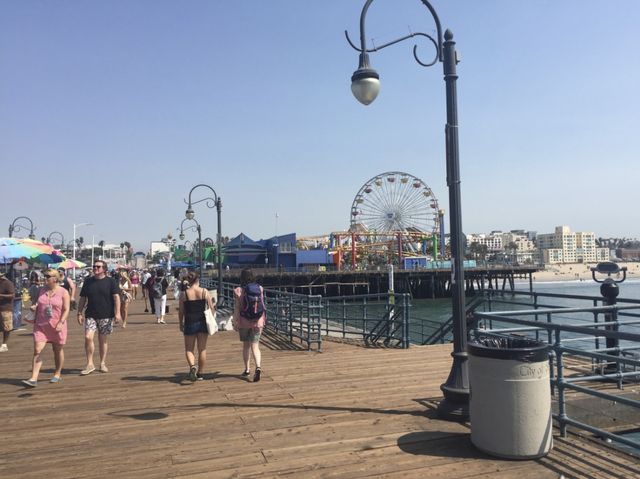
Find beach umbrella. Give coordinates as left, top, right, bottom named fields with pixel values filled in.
left=50, top=258, right=87, bottom=270
left=33, top=250, right=67, bottom=265
left=0, top=237, right=56, bottom=264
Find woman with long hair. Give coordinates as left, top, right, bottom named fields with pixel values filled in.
left=178, top=272, right=215, bottom=381
left=22, top=268, right=70, bottom=387
left=233, top=268, right=266, bottom=382
left=119, top=271, right=132, bottom=328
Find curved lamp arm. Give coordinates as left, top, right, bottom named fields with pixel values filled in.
left=184, top=184, right=221, bottom=218
left=345, top=0, right=448, bottom=105
left=9, top=216, right=36, bottom=239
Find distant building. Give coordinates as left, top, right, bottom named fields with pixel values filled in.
left=538, top=226, right=609, bottom=264
left=617, top=248, right=640, bottom=261
left=466, top=232, right=503, bottom=252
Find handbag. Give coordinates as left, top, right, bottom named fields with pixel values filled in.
left=205, top=308, right=217, bottom=335
left=204, top=289, right=218, bottom=335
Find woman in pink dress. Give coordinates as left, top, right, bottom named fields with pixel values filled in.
left=22, top=269, right=70, bottom=387
left=130, top=270, right=140, bottom=300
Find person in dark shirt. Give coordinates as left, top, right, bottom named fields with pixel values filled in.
left=77, top=260, right=121, bottom=375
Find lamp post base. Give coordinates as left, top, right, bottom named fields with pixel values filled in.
left=437, top=350, right=470, bottom=421
left=437, top=385, right=469, bottom=421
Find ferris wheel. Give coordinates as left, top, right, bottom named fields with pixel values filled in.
left=350, top=171, right=440, bottom=235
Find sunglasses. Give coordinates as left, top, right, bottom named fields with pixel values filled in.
left=44, top=275, right=55, bottom=279
left=92, top=265, right=103, bottom=269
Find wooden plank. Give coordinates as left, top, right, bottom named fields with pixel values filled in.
left=0, top=298, right=638, bottom=478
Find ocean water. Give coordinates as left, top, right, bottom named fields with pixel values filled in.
left=409, top=279, right=640, bottom=344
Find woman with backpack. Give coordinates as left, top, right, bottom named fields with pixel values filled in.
left=233, top=268, right=266, bottom=382
left=178, top=271, right=215, bottom=381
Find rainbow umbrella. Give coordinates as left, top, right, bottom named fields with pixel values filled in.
left=0, top=237, right=56, bottom=264
left=50, top=258, right=87, bottom=270
left=33, top=250, right=67, bottom=264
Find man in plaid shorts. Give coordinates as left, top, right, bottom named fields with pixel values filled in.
left=77, top=260, right=121, bottom=375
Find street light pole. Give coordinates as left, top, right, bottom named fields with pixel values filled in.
left=73, top=222, right=93, bottom=279
left=179, top=218, right=202, bottom=273
left=8, top=216, right=36, bottom=240
left=347, top=0, right=468, bottom=420
left=185, top=184, right=223, bottom=306
left=45, top=231, right=65, bottom=249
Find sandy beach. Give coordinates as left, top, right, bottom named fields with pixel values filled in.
left=532, top=262, right=640, bottom=282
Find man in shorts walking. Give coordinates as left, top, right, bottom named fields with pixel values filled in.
left=0, top=271, right=16, bottom=352
left=77, top=260, right=121, bottom=375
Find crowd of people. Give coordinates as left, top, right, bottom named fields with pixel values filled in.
left=0, top=263, right=266, bottom=387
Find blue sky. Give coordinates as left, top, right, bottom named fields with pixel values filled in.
left=2, top=1, right=639, bottom=251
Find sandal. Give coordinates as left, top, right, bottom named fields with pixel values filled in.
left=241, top=369, right=250, bottom=377
left=188, top=366, right=197, bottom=382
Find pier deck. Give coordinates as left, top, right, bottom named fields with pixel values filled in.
left=1, top=298, right=637, bottom=478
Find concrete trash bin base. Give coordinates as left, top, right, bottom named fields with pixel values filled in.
left=469, top=336, right=552, bottom=459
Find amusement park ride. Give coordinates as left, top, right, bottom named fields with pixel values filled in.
left=328, top=171, right=447, bottom=269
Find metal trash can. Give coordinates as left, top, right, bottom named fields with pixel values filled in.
left=468, top=336, right=552, bottom=459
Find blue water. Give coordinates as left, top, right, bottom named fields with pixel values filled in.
left=409, top=279, right=640, bottom=344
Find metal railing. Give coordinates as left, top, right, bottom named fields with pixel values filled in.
left=201, top=278, right=409, bottom=350
left=471, top=304, right=640, bottom=453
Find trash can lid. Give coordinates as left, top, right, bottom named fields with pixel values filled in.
left=468, top=336, right=549, bottom=362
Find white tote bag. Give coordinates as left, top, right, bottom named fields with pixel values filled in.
left=204, top=290, right=218, bottom=335
left=205, top=308, right=218, bottom=335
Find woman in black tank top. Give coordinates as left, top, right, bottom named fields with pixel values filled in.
left=178, top=272, right=215, bottom=381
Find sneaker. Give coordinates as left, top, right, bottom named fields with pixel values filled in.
left=195, top=374, right=204, bottom=381
left=159, top=319, right=166, bottom=324
left=22, top=379, right=37, bottom=388
left=80, top=366, right=96, bottom=376
left=241, top=369, right=250, bottom=377
left=188, top=366, right=197, bottom=382
left=50, top=376, right=62, bottom=383
left=0, top=344, right=8, bottom=352
left=253, top=368, right=261, bottom=383
left=99, top=364, right=109, bottom=373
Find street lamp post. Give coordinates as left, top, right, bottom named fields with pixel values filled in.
left=347, top=0, right=468, bottom=420
left=73, top=222, right=93, bottom=279
left=45, top=231, right=65, bottom=249
left=8, top=216, right=36, bottom=239
left=179, top=218, right=202, bottom=273
left=185, top=184, right=223, bottom=306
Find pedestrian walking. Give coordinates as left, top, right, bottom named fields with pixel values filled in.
left=233, top=268, right=266, bottom=382
left=141, top=269, right=152, bottom=313
left=21, top=269, right=70, bottom=387
left=130, top=270, right=140, bottom=300
left=0, top=271, right=16, bottom=352
left=178, top=272, right=215, bottom=381
left=58, top=267, right=77, bottom=310
left=145, top=270, right=156, bottom=315
left=119, top=271, right=132, bottom=328
left=77, top=260, right=121, bottom=375
left=150, top=269, right=169, bottom=324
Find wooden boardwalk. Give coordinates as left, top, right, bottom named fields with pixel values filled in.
left=1, top=297, right=638, bottom=478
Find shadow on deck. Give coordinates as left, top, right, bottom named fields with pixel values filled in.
left=0, top=297, right=637, bottom=478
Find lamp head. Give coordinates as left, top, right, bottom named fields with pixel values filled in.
left=351, top=53, right=380, bottom=105
left=29, top=233, right=36, bottom=240
left=185, top=207, right=195, bottom=220
left=179, top=232, right=185, bottom=240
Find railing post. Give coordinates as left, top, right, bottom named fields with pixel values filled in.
left=554, top=328, right=568, bottom=438
left=403, top=293, right=410, bottom=348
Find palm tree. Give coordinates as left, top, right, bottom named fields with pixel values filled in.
left=507, top=242, right=518, bottom=264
